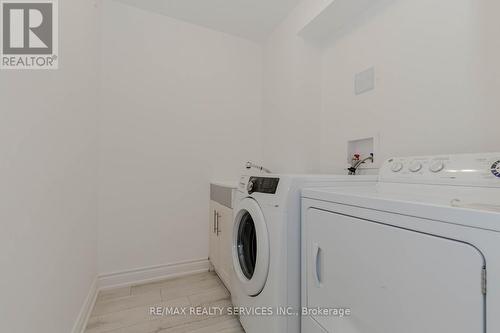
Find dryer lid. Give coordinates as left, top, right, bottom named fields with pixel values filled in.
left=302, top=184, right=500, bottom=232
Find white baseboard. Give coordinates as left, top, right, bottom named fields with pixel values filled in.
left=71, top=277, right=99, bottom=333
left=98, top=258, right=210, bottom=290
left=72, top=259, right=209, bottom=332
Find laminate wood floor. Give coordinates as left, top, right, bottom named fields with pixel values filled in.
left=85, top=271, right=244, bottom=333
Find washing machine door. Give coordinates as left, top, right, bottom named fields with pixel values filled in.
left=232, top=197, right=270, bottom=296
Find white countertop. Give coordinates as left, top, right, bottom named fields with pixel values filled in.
left=210, top=180, right=238, bottom=189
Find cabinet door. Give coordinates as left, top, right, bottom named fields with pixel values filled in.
left=304, top=208, right=485, bottom=333
left=209, top=200, right=219, bottom=271
left=217, top=204, right=234, bottom=291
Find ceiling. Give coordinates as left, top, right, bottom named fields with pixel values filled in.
left=114, top=0, right=301, bottom=42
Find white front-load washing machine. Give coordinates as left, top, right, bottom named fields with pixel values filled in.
left=230, top=174, right=376, bottom=333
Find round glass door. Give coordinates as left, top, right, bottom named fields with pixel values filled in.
left=237, top=212, right=257, bottom=279
left=232, top=198, right=269, bottom=296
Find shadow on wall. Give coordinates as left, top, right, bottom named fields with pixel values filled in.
left=299, top=0, right=398, bottom=47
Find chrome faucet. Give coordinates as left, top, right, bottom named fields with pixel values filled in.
left=245, top=161, right=272, bottom=174
left=348, top=153, right=374, bottom=175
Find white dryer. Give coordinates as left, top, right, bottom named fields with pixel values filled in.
left=301, top=153, right=500, bottom=333
left=231, top=174, right=376, bottom=333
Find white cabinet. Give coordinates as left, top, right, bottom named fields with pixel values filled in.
left=209, top=183, right=236, bottom=291
left=209, top=200, right=220, bottom=271
left=209, top=201, right=233, bottom=289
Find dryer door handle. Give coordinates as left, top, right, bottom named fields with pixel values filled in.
left=313, top=243, right=323, bottom=287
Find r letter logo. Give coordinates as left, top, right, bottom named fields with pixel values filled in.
left=1, top=0, right=58, bottom=69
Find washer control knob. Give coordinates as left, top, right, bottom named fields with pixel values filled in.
left=391, top=162, right=404, bottom=173
left=247, top=181, right=255, bottom=194
left=430, top=160, right=445, bottom=173
left=409, top=161, right=423, bottom=173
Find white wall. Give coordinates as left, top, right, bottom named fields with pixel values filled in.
left=481, top=0, right=500, bottom=135
left=262, top=0, right=500, bottom=174
left=262, top=0, right=329, bottom=174
left=98, top=1, right=263, bottom=274
left=0, top=1, right=100, bottom=332
left=320, top=0, right=500, bottom=173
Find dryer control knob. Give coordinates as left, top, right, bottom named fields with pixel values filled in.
left=409, top=161, right=423, bottom=173
left=491, top=160, right=500, bottom=178
left=430, top=160, right=445, bottom=173
left=391, top=162, right=404, bottom=173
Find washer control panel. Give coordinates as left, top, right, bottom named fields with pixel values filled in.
left=381, top=153, right=500, bottom=187
left=239, top=176, right=280, bottom=195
